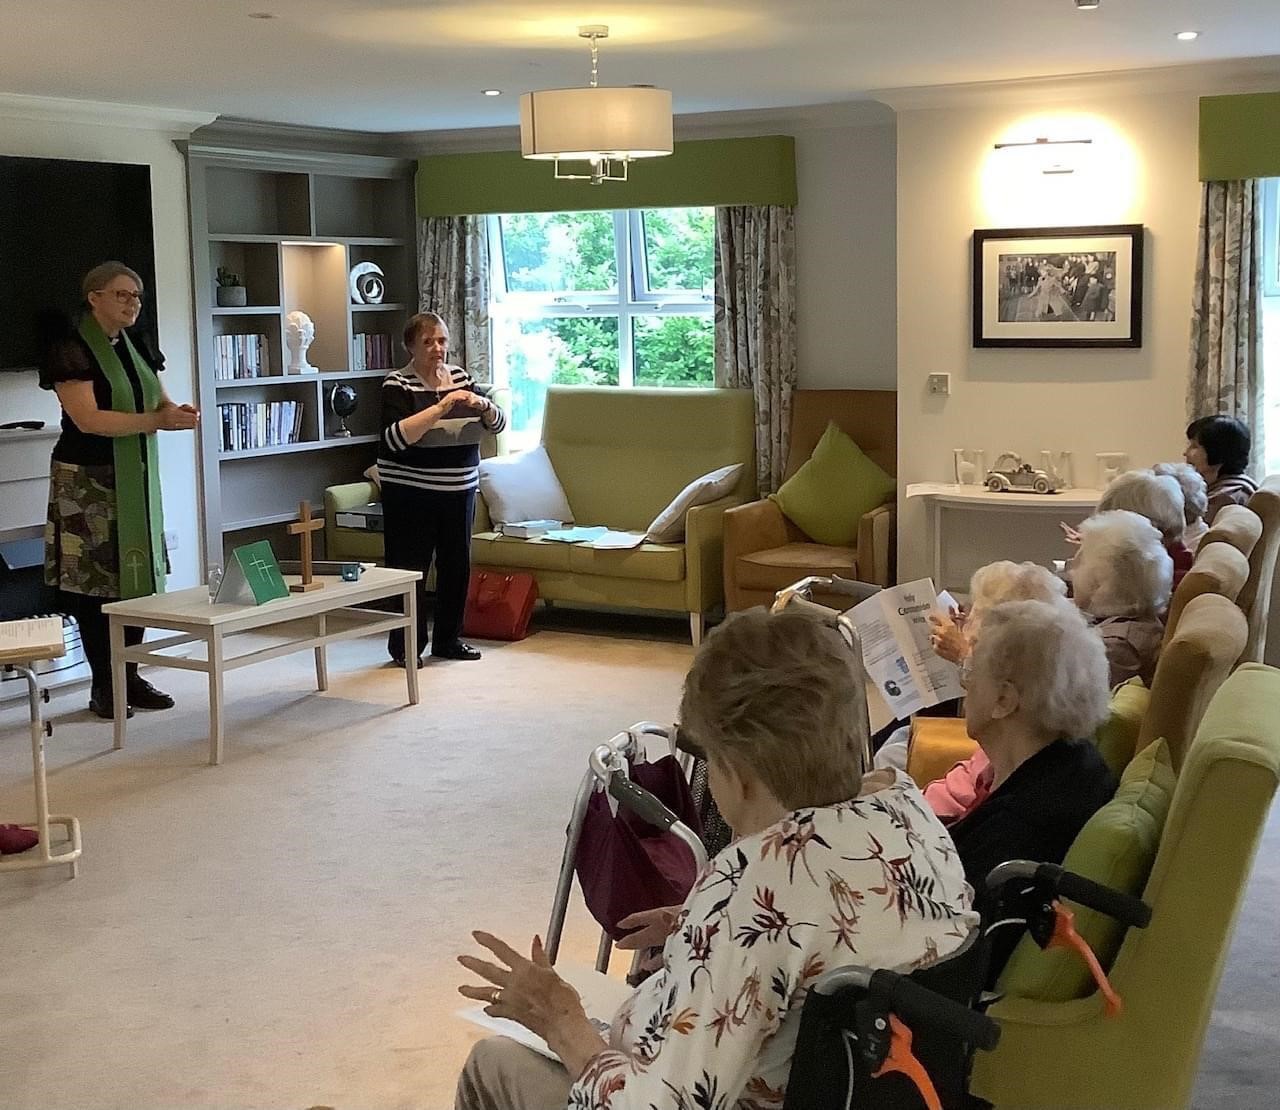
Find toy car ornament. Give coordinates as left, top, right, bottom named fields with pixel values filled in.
left=984, top=451, right=1062, bottom=495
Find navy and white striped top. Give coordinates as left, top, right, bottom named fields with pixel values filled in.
left=378, top=364, right=507, bottom=494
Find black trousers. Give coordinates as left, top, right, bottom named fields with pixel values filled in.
left=57, top=589, right=144, bottom=691
left=381, top=482, right=475, bottom=660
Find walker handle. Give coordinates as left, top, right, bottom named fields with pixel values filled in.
left=607, top=774, right=678, bottom=831
left=872, top=970, right=1002, bottom=1052
left=1053, top=867, right=1152, bottom=929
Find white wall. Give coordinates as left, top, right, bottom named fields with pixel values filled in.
left=0, top=99, right=211, bottom=588
left=894, top=87, right=1206, bottom=582
left=795, top=122, right=897, bottom=389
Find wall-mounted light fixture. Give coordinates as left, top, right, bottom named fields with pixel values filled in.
left=519, top=25, right=673, bottom=186
left=993, top=135, right=1094, bottom=174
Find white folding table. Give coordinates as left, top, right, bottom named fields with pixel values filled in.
left=0, top=620, right=83, bottom=878
left=103, top=568, right=422, bottom=765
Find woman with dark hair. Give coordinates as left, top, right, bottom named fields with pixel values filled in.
left=41, top=261, right=198, bottom=719
left=1185, top=415, right=1257, bottom=523
left=379, top=311, right=506, bottom=666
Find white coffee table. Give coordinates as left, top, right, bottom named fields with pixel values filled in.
left=103, top=567, right=422, bottom=765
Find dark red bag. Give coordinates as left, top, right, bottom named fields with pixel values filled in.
left=574, top=755, right=704, bottom=941
left=462, top=570, right=538, bottom=641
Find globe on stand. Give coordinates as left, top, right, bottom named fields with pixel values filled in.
left=329, top=384, right=358, bottom=437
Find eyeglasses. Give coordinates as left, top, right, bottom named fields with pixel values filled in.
left=94, top=289, right=143, bottom=305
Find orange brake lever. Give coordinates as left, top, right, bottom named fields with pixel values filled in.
left=872, top=1013, right=944, bottom=1110
left=1048, top=900, right=1124, bottom=1018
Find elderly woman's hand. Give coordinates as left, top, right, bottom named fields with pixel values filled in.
left=458, top=931, right=607, bottom=1077
left=929, top=608, right=969, bottom=665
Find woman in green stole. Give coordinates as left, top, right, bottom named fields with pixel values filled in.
left=40, top=262, right=198, bottom=719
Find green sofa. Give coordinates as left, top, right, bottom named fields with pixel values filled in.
left=326, top=385, right=757, bottom=643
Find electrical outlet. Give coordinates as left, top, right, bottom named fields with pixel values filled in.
left=926, top=373, right=951, bottom=396
left=163, top=530, right=179, bottom=552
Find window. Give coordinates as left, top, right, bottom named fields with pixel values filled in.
left=1261, top=179, right=1280, bottom=474
left=488, top=208, right=715, bottom=444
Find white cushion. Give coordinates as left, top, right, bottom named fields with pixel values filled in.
left=364, top=463, right=381, bottom=489
left=479, top=446, right=574, bottom=526
left=646, top=463, right=745, bottom=543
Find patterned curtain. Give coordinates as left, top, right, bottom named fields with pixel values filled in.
left=416, top=215, right=492, bottom=382
left=714, top=205, right=798, bottom=495
left=1188, top=179, right=1264, bottom=472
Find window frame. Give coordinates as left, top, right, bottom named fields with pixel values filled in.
left=486, top=208, right=716, bottom=399
left=1263, top=177, right=1279, bottom=300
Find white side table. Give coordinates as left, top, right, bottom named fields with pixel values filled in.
left=906, top=483, right=1103, bottom=595
left=0, top=621, right=83, bottom=878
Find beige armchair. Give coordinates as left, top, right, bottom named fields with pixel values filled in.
left=723, top=389, right=896, bottom=611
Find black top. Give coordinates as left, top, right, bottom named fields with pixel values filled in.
left=947, top=738, right=1118, bottom=977
left=39, top=325, right=164, bottom=467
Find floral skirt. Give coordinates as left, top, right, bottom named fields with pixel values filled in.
left=45, top=460, right=126, bottom=598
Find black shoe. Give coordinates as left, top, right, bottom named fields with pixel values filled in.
left=431, top=641, right=482, bottom=661
left=390, top=654, right=426, bottom=669
left=126, top=676, right=175, bottom=711
left=89, top=688, right=133, bottom=719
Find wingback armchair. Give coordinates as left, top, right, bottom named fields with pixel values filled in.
left=722, top=389, right=896, bottom=612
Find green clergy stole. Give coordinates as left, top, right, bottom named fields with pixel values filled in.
left=78, top=315, right=167, bottom=599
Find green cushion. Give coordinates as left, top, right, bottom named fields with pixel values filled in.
left=770, top=422, right=895, bottom=546
left=1094, top=678, right=1152, bottom=776
left=998, top=738, right=1175, bottom=1002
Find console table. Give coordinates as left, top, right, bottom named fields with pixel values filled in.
left=103, top=567, right=421, bottom=765
left=906, top=483, right=1103, bottom=595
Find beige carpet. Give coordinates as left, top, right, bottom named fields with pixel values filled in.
left=2, top=612, right=1277, bottom=1110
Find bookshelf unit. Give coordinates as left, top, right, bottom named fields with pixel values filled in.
left=184, top=146, right=417, bottom=566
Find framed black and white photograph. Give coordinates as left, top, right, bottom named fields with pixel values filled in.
left=973, top=224, right=1144, bottom=348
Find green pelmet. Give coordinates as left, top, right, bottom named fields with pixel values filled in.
left=77, top=315, right=166, bottom=599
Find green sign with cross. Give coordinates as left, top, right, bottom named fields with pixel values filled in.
left=231, top=541, right=289, bottom=605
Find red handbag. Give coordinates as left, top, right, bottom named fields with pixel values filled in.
left=462, top=571, right=538, bottom=641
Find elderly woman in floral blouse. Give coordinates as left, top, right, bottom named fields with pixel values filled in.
left=455, top=606, right=978, bottom=1110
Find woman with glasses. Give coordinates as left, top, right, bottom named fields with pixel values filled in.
left=40, top=261, right=198, bottom=719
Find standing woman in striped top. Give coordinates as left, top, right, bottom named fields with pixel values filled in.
left=380, top=312, right=507, bottom=665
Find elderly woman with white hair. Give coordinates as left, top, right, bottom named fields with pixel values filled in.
left=1154, top=460, right=1210, bottom=552
left=1071, top=509, right=1173, bottom=688
left=948, top=599, right=1117, bottom=974
left=454, top=607, right=977, bottom=1110
left=1096, top=468, right=1192, bottom=589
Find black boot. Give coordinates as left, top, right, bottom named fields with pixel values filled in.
left=89, top=686, right=133, bottom=719
left=126, top=663, right=174, bottom=710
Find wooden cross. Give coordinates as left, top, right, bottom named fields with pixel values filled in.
left=288, top=500, right=325, bottom=593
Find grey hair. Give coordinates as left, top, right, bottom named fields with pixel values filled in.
left=1097, top=469, right=1186, bottom=544
left=1072, top=509, right=1173, bottom=619
left=970, top=600, right=1111, bottom=741
left=82, top=261, right=143, bottom=298
left=679, top=606, right=866, bottom=810
left=403, top=311, right=447, bottom=350
left=1153, top=461, right=1209, bottom=526
left=968, top=560, right=1069, bottom=641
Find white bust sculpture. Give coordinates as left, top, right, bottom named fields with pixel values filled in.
left=285, top=310, right=316, bottom=374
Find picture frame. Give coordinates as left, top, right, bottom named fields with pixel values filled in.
left=972, top=224, right=1144, bottom=349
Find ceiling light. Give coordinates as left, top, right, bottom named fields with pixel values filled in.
left=1074, top=0, right=1100, bottom=9
left=482, top=89, right=502, bottom=97
left=1176, top=30, right=1200, bottom=41
left=519, top=25, right=673, bottom=186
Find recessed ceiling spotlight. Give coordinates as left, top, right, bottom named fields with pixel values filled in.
left=248, top=11, right=276, bottom=19
left=482, top=89, right=502, bottom=97
left=1074, top=0, right=1100, bottom=9
left=1176, top=30, right=1200, bottom=41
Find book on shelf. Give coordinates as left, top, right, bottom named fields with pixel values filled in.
left=352, top=332, right=392, bottom=372
left=217, top=400, right=304, bottom=453
left=213, top=333, right=269, bottom=380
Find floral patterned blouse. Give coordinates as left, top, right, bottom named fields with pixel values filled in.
left=568, top=770, right=978, bottom=1110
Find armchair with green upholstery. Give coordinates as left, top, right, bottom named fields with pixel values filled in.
left=971, top=663, right=1280, bottom=1109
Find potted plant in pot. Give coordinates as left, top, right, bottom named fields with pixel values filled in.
left=215, top=267, right=247, bottom=308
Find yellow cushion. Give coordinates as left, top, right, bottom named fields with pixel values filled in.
left=471, top=534, right=573, bottom=572
left=998, top=738, right=1175, bottom=1002
left=1094, top=678, right=1151, bottom=776
left=772, top=422, right=895, bottom=546
left=567, top=542, right=685, bottom=583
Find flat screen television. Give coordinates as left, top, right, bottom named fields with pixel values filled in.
left=0, top=155, right=157, bottom=372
